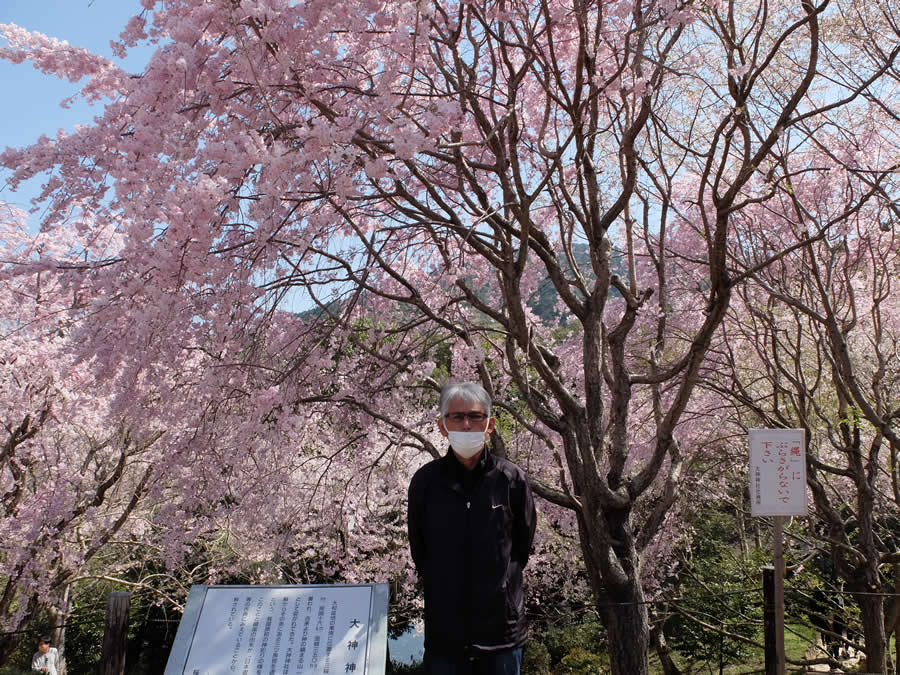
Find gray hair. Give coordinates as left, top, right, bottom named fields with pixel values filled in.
left=439, top=381, right=492, bottom=417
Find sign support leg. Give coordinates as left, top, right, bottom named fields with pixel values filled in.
left=774, top=516, right=786, bottom=675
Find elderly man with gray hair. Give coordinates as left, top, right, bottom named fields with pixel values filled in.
left=408, top=381, right=536, bottom=675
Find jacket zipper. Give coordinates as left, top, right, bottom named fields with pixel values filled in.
left=464, top=494, right=472, bottom=650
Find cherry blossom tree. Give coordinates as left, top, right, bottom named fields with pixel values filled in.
left=691, top=5, right=900, bottom=667
left=0, top=204, right=159, bottom=671
left=706, top=167, right=900, bottom=671
left=3, top=0, right=900, bottom=672
left=0, top=197, right=428, bottom=661
left=0, top=203, right=422, bottom=668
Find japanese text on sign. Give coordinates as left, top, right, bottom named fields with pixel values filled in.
left=179, top=586, right=373, bottom=674
left=749, top=428, right=807, bottom=516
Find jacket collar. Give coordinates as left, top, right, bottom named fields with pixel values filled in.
left=443, top=445, right=493, bottom=477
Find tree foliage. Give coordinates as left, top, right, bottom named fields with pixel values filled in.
left=2, top=0, right=900, bottom=672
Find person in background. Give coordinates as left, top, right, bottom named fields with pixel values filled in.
left=31, top=637, right=58, bottom=675
left=408, top=381, right=537, bottom=675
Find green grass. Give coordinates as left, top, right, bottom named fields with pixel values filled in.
left=647, top=623, right=825, bottom=675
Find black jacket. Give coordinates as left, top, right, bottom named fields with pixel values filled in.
left=407, top=448, right=537, bottom=655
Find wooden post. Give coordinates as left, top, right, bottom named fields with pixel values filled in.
left=718, top=619, right=725, bottom=675
left=100, top=592, right=130, bottom=675
left=773, top=516, right=786, bottom=675
left=763, top=566, right=776, bottom=675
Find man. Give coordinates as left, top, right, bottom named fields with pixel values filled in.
left=408, top=382, right=537, bottom=675
left=31, top=637, right=58, bottom=675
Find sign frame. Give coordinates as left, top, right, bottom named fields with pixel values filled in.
left=749, top=428, right=807, bottom=517
left=163, top=583, right=389, bottom=675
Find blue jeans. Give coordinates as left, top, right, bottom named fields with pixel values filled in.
left=425, top=647, right=523, bottom=675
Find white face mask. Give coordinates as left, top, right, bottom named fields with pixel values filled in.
left=444, top=419, right=488, bottom=458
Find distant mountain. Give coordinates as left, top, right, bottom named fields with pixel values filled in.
left=290, top=242, right=624, bottom=327
left=528, top=243, right=625, bottom=323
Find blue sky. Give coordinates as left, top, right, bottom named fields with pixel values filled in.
left=1, top=0, right=151, bottom=215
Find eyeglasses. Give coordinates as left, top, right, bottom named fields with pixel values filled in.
left=444, top=412, right=489, bottom=423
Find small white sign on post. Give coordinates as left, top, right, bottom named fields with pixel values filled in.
left=749, top=428, right=806, bottom=675
left=749, top=428, right=807, bottom=517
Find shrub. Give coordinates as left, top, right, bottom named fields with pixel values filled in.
left=390, top=660, right=426, bottom=675
left=541, top=618, right=605, bottom=665
left=522, top=639, right=551, bottom=675
left=558, top=646, right=609, bottom=674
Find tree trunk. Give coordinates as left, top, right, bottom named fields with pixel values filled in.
left=0, top=636, right=15, bottom=670
left=602, top=585, right=650, bottom=675
left=856, top=590, right=887, bottom=675
left=651, top=619, right=682, bottom=675
left=48, top=585, right=72, bottom=675
left=580, top=508, right=651, bottom=675
left=884, top=604, right=898, bottom=675
left=0, top=594, right=38, bottom=669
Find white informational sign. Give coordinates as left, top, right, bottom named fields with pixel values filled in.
left=164, top=584, right=388, bottom=675
left=749, top=428, right=807, bottom=517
